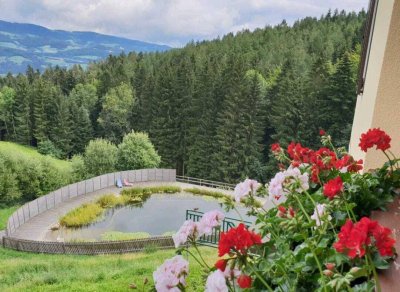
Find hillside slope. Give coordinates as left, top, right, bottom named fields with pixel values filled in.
left=0, top=20, right=171, bottom=75
left=0, top=141, right=71, bottom=172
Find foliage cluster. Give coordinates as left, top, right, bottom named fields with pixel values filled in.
left=0, top=10, right=366, bottom=183
left=0, top=142, right=72, bottom=205
left=159, top=129, right=399, bottom=291
left=80, top=131, right=161, bottom=178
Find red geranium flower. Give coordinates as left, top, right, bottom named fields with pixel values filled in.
left=319, top=129, right=326, bottom=136
left=271, top=143, right=281, bottom=153
left=310, top=147, right=337, bottom=183
left=334, top=217, right=395, bottom=259
left=359, top=128, right=391, bottom=152
left=323, top=177, right=343, bottom=200
left=218, top=223, right=262, bottom=257
left=287, top=142, right=314, bottom=165
left=237, top=274, right=252, bottom=288
left=214, top=259, right=227, bottom=271
left=335, top=155, right=363, bottom=173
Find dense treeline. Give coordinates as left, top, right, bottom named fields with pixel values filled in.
left=0, top=10, right=365, bottom=183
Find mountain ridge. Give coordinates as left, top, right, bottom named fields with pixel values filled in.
left=0, top=20, right=171, bottom=75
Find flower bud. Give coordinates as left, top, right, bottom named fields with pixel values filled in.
left=349, top=267, right=361, bottom=274
left=325, top=263, right=335, bottom=271
left=323, top=270, right=334, bottom=277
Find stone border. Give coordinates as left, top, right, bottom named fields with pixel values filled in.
left=4, top=169, right=176, bottom=237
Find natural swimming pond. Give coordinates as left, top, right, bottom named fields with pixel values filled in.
left=46, top=193, right=253, bottom=242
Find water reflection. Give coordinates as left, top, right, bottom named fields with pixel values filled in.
left=47, top=193, right=253, bottom=241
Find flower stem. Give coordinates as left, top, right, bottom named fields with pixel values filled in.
left=367, top=253, right=381, bottom=292
left=310, top=247, right=328, bottom=292
left=248, top=264, right=274, bottom=292
left=383, top=150, right=394, bottom=173
left=303, top=188, right=322, bottom=226
left=293, top=194, right=312, bottom=224
left=193, top=242, right=211, bottom=269
left=184, top=248, right=208, bottom=270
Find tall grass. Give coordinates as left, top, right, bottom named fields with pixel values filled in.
left=0, top=205, right=18, bottom=229
left=96, top=194, right=127, bottom=208
left=100, top=231, right=151, bottom=241
left=184, top=187, right=227, bottom=199
left=59, top=203, right=104, bottom=228
left=121, top=186, right=181, bottom=198
left=0, top=246, right=217, bottom=291
left=184, top=187, right=262, bottom=208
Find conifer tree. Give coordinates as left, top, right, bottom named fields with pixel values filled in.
left=13, top=77, right=32, bottom=145
left=320, top=52, right=357, bottom=147
left=269, top=61, right=306, bottom=145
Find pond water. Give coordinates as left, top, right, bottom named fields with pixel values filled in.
left=46, top=193, right=253, bottom=242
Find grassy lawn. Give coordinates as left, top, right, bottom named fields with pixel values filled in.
left=0, top=205, right=18, bottom=230
left=0, top=247, right=217, bottom=291
left=0, top=141, right=71, bottom=172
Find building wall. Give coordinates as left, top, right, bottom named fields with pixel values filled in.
left=349, top=0, right=398, bottom=170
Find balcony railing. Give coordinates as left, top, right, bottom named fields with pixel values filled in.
left=176, top=175, right=235, bottom=190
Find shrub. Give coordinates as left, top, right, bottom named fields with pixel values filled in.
left=60, top=203, right=104, bottom=227
left=70, top=155, right=88, bottom=182
left=37, top=140, right=62, bottom=159
left=0, top=142, right=72, bottom=204
left=83, top=139, right=117, bottom=176
left=116, top=131, right=161, bottom=171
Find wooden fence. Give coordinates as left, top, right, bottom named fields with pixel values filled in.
left=2, top=236, right=174, bottom=255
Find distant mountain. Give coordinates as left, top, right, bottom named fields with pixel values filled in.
left=0, top=20, right=171, bottom=75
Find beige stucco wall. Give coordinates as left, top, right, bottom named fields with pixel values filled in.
left=349, top=0, right=399, bottom=170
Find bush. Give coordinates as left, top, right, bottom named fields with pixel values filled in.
left=59, top=203, right=104, bottom=227
left=37, top=140, right=62, bottom=159
left=116, top=131, right=161, bottom=171
left=70, top=155, right=88, bottom=182
left=83, top=139, right=117, bottom=176
left=0, top=153, right=21, bottom=204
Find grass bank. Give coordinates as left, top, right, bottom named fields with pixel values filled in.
left=0, top=246, right=217, bottom=291
left=0, top=142, right=71, bottom=173
left=0, top=205, right=18, bottom=230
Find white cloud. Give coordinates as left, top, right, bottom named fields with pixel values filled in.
left=0, top=0, right=368, bottom=46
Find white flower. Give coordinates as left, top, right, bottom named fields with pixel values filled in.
left=172, top=220, right=198, bottom=248
left=234, top=178, right=260, bottom=202
left=153, top=255, right=189, bottom=291
left=198, top=210, right=225, bottom=237
left=284, top=166, right=309, bottom=192
left=311, top=204, right=332, bottom=227
left=268, top=166, right=310, bottom=205
left=205, top=270, right=229, bottom=292
left=268, top=172, right=287, bottom=204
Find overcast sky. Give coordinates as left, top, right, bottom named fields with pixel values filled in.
left=0, top=0, right=368, bottom=47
